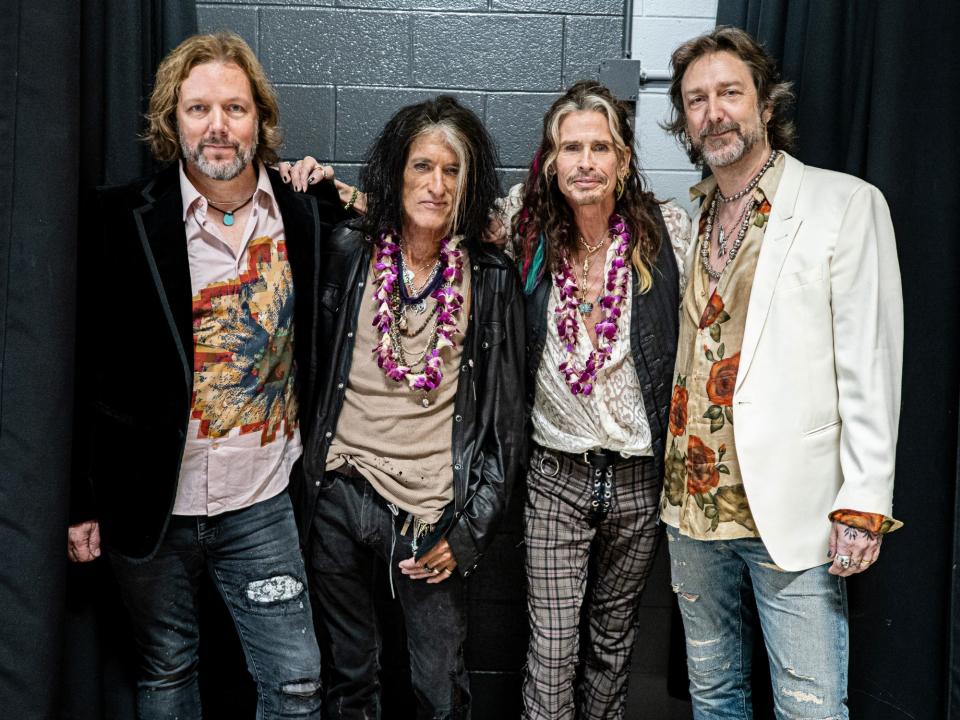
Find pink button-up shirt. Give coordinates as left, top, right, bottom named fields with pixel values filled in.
left=173, top=162, right=301, bottom=516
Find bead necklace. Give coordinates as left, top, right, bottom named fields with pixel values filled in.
left=700, top=150, right=780, bottom=281
left=715, top=150, right=779, bottom=203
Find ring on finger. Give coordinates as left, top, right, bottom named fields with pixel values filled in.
left=836, top=554, right=851, bottom=569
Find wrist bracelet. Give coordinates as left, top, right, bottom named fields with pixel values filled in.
left=344, top=186, right=359, bottom=211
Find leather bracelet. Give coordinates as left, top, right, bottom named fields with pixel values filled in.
left=344, top=186, right=359, bottom=211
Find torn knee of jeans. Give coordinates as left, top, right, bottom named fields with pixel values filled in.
left=245, top=575, right=304, bottom=603
left=780, top=685, right=824, bottom=706
left=281, top=677, right=321, bottom=697
left=671, top=583, right=699, bottom=602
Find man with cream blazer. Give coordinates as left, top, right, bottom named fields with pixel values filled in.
left=659, top=27, right=903, bottom=719
left=683, top=150, right=903, bottom=572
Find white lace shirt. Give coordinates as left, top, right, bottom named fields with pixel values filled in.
left=531, top=202, right=692, bottom=456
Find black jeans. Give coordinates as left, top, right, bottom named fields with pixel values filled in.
left=109, top=491, right=322, bottom=719
left=308, top=470, right=470, bottom=719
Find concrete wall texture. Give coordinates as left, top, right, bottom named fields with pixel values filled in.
left=197, top=0, right=716, bottom=208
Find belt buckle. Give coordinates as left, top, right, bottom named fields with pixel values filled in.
left=538, top=451, right=560, bottom=478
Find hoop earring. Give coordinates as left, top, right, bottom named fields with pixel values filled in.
left=616, top=176, right=625, bottom=200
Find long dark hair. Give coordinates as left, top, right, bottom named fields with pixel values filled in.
left=514, top=80, right=662, bottom=293
left=358, top=96, right=500, bottom=251
left=662, top=26, right=796, bottom=165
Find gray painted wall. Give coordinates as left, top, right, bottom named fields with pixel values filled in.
left=198, top=0, right=627, bottom=189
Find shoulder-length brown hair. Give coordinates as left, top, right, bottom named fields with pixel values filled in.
left=662, top=26, right=796, bottom=165
left=514, top=80, right=662, bottom=294
left=144, top=32, right=282, bottom=165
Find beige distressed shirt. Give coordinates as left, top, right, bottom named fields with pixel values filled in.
left=326, top=246, right=471, bottom=525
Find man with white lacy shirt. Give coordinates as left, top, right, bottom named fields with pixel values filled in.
left=660, top=27, right=903, bottom=718
left=505, top=80, right=691, bottom=720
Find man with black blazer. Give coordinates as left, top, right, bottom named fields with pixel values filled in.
left=67, top=33, right=349, bottom=719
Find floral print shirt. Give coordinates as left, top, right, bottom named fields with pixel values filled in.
left=659, top=159, right=784, bottom=539
left=661, top=156, right=900, bottom=540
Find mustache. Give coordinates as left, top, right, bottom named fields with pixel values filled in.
left=566, top=172, right=608, bottom=184
left=699, top=121, right=741, bottom=139
left=197, top=135, right=240, bottom=152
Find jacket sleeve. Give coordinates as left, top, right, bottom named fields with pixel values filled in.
left=828, top=183, right=903, bottom=517
left=69, top=187, right=105, bottom=526
left=306, top=177, right=358, bottom=225
left=445, top=268, right=527, bottom=574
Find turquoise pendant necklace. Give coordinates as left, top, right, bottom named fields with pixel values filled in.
left=208, top=193, right=255, bottom=226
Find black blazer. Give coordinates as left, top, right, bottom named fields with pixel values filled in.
left=70, top=163, right=349, bottom=560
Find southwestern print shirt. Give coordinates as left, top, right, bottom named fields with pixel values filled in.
left=173, top=162, right=300, bottom=516
left=659, top=157, right=785, bottom=540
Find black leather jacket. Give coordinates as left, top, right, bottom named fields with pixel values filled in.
left=294, top=222, right=527, bottom=578
left=523, top=206, right=679, bottom=476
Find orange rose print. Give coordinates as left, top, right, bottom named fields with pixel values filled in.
left=686, top=435, right=720, bottom=495
left=706, top=352, right=740, bottom=407
left=699, top=293, right=725, bottom=329
left=669, top=385, right=688, bottom=437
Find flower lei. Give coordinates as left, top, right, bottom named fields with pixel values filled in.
left=372, top=229, right=464, bottom=391
left=554, top=214, right=631, bottom=395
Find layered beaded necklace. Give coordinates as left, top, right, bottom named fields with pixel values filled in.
left=553, top=214, right=631, bottom=396
left=700, top=149, right=779, bottom=281
left=372, top=230, right=464, bottom=403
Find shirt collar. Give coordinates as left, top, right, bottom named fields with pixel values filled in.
left=179, top=160, right=277, bottom=222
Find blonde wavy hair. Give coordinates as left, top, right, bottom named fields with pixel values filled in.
left=145, top=33, right=282, bottom=164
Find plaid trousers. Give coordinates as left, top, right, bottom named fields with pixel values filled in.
left=522, top=445, right=661, bottom=720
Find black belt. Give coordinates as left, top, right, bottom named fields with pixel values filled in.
left=537, top=445, right=628, bottom=524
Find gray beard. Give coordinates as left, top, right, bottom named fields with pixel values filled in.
left=180, top=129, right=258, bottom=181
left=698, top=122, right=764, bottom=169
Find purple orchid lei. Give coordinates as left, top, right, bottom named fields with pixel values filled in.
left=372, top=229, right=464, bottom=391
left=554, top=214, right=631, bottom=396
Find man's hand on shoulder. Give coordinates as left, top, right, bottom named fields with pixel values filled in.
left=68, top=520, right=101, bottom=563
left=827, top=521, right=881, bottom=577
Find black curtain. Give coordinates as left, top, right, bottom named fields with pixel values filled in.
left=0, top=2, right=194, bottom=717
left=717, top=1, right=960, bottom=718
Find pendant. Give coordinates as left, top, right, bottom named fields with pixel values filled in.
left=397, top=310, right=408, bottom=331
left=717, top=226, right=727, bottom=257
left=421, top=397, right=430, bottom=408
left=414, top=300, right=427, bottom=314
left=223, top=211, right=235, bottom=227
left=578, top=301, right=594, bottom=315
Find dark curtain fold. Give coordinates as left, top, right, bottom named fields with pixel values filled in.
left=0, top=2, right=193, bottom=718
left=717, top=1, right=960, bottom=718
left=64, top=4, right=198, bottom=713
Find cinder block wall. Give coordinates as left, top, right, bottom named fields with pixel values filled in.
left=632, top=0, right=718, bottom=211
left=198, top=0, right=627, bottom=191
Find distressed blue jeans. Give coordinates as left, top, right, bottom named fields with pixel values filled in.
left=666, top=526, right=848, bottom=720
left=109, top=491, right=322, bottom=719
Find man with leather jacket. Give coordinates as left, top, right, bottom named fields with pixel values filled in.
left=288, top=96, right=525, bottom=720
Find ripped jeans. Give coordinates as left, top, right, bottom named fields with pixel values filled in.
left=109, top=491, right=322, bottom=719
left=666, top=526, right=848, bottom=720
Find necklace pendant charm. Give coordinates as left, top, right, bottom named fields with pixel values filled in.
left=717, top=227, right=727, bottom=257
left=414, top=300, right=427, bottom=314
left=398, top=311, right=408, bottom=331
left=578, top=301, right=594, bottom=315
left=222, top=212, right=234, bottom=227
left=421, top=397, right=430, bottom=408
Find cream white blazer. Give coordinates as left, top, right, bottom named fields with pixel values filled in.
left=682, top=152, right=904, bottom=571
